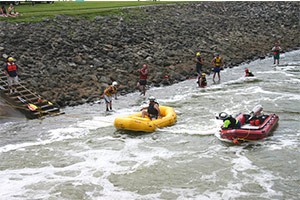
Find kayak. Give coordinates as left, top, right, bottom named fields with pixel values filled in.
left=220, top=113, right=279, bottom=143
left=114, top=106, right=177, bottom=132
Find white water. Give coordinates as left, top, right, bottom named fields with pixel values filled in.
left=0, top=50, right=299, bottom=200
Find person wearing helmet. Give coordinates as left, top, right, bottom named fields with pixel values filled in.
left=195, top=52, right=203, bottom=79
left=245, top=68, right=254, bottom=77
left=102, top=81, right=118, bottom=112
left=4, top=57, right=19, bottom=93
left=141, top=96, right=160, bottom=120
left=137, top=64, right=148, bottom=96
left=216, top=112, right=241, bottom=129
left=197, top=72, right=207, bottom=88
left=211, top=52, right=224, bottom=82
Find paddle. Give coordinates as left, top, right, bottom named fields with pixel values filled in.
left=17, top=96, right=38, bottom=111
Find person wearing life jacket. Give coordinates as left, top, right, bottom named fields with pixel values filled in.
left=245, top=68, right=254, bottom=77
left=195, top=52, right=204, bottom=79
left=102, top=81, right=118, bottom=112
left=141, top=96, right=161, bottom=120
left=271, top=41, right=282, bottom=65
left=217, top=112, right=241, bottom=129
left=211, top=53, right=224, bottom=82
left=197, top=73, right=207, bottom=88
left=4, top=57, right=19, bottom=93
left=137, top=64, right=148, bottom=96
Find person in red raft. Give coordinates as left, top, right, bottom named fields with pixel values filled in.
left=216, top=112, right=241, bottom=129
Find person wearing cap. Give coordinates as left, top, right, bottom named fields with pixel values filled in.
left=211, top=53, right=224, bottom=82
left=137, top=64, right=148, bottom=96
left=217, top=112, right=241, bottom=129
left=197, top=72, right=207, bottom=88
left=245, top=68, right=254, bottom=77
left=102, top=81, right=118, bottom=112
left=141, top=96, right=160, bottom=120
left=195, top=52, right=203, bottom=79
left=3, top=57, right=19, bottom=93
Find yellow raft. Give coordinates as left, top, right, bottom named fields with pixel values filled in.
left=114, top=106, right=177, bottom=132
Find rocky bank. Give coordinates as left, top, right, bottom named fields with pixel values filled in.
left=0, top=2, right=299, bottom=107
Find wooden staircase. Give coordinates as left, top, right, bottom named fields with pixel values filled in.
left=0, top=73, right=64, bottom=119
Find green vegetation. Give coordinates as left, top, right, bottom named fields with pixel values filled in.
left=0, top=1, right=177, bottom=22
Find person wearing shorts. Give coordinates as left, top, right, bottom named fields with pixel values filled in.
left=102, top=81, right=118, bottom=112
left=272, top=42, right=282, bottom=65
left=211, top=53, right=224, bottom=82
left=137, top=64, right=148, bottom=96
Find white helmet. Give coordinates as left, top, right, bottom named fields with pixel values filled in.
left=218, top=112, right=229, bottom=120
left=112, top=81, right=118, bottom=86
left=148, top=96, right=156, bottom=101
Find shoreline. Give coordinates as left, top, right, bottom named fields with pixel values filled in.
left=0, top=2, right=299, bottom=107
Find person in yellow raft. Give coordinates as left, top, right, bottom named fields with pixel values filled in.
left=102, top=81, right=118, bottom=112
left=141, top=96, right=161, bottom=120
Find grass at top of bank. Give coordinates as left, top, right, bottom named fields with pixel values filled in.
left=0, top=1, right=178, bottom=23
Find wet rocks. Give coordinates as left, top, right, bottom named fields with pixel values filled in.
left=0, top=2, right=299, bottom=106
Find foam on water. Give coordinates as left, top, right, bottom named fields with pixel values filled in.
left=1, top=50, right=299, bottom=199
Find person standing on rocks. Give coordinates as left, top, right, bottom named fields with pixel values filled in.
left=3, top=57, right=19, bottom=93
left=272, top=41, right=282, bottom=65
left=102, top=81, right=118, bottom=112
left=211, top=53, right=224, bottom=82
left=137, top=64, right=148, bottom=96
left=195, top=52, right=204, bottom=79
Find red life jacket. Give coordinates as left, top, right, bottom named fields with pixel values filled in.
left=7, top=62, right=17, bottom=72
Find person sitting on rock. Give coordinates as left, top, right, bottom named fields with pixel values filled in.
left=102, top=81, right=118, bottom=112
left=245, top=68, right=254, bottom=77
left=141, top=96, right=161, bottom=120
left=217, top=112, right=241, bottom=129
left=197, top=73, right=207, bottom=88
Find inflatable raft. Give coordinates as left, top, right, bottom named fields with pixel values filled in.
left=220, top=113, right=279, bottom=142
left=114, top=106, right=177, bottom=132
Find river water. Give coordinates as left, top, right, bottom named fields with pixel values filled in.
left=0, top=50, right=299, bottom=200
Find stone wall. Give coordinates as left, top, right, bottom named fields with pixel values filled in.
left=0, top=2, right=299, bottom=106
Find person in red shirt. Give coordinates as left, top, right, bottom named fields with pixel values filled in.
left=137, top=64, right=148, bottom=96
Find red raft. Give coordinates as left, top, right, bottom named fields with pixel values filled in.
left=220, top=113, right=279, bottom=142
